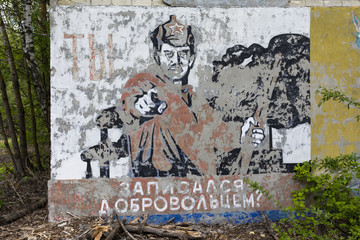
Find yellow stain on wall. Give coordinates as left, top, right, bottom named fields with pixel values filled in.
left=311, top=7, right=360, bottom=158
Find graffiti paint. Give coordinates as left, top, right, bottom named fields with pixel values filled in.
left=98, top=178, right=259, bottom=216
left=352, top=10, right=360, bottom=48
left=63, top=34, right=84, bottom=81
left=48, top=174, right=300, bottom=222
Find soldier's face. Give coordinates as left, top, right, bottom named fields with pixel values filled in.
left=157, top=43, right=194, bottom=84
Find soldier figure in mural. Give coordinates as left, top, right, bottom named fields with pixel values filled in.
left=118, top=16, right=266, bottom=177
left=81, top=15, right=310, bottom=178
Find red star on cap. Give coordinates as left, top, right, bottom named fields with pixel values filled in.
left=169, top=23, right=185, bottom=35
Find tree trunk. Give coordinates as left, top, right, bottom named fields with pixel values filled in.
left=0, top=14, right=28, bottom=167
left=39, top=0, right=51, bottom=117
left=0, top=70, right=25, bottom=177
left=0, top=198, right=47, bottom=224
left=27, top=75, right=42, bottom=170
left=12, top=1, right=26, bottom=50
left=22, top=0, right=50, bottom=132
left=0, top=112, right=16, bottom=173
left=40, top=0, right=49, bottom=35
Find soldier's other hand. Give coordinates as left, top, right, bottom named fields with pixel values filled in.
left=241, top=117, right=265, bottom=147
left=251, top=128, right=264, bottom=147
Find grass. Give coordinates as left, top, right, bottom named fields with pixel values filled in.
left=0, top=139, right=5, bottom=149
left=0, top=138, right=13, bottom=147
left=0, top=163, right=12, bottom=175
left=0, top=138, right=14, bottom=174
left=0, top=139, right=12, bottom=154
left=0, top=138, right=12, bottom=149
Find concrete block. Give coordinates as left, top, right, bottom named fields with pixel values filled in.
left=305, top=0, right=324, bottom=6
left=57, top=0, right=91, bottom=5
left=289, top=0, right=306, bottom=6
left=92, top=0, right=111, bottom=5
left=342, top=0, right=360, bottom=6
left=48, top=176, right=301, bottom=221
left=132, top=0, right=152, bottom=5
left=111, top=0, right=133, bottom=5
left=323, top=0, right=343, bottom=6
left=162, top=0, right=288, bottom=7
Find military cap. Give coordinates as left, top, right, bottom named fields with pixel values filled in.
left=150, top=15, right=195, bottom=54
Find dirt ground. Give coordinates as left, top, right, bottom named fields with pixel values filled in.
left=0, top=209, right=277, bottom=239
left=0, top=152, right=278, bottom=240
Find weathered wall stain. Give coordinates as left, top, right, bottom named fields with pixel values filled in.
left=310, top=7, right=360, bottom=158
left=48, top=174, right=301, bottom=222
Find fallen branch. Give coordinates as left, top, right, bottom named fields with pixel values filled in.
left=261, top=211, right=279, bottom=240
left=332, top=221, right=350, bottom=236
left=117, top=215, right=137, bottom=240
left=76, top=228, right=91, bottom=239
left=0, top=198, right=47, bottom=225
left=66, top=211, right=80, bottom=219
left=139, top=213, right=148, bottom=234
left=124, top=223, right=203, bottom=239
left=105, top=224, right=122, bottom=240
left=141, top=214, right=148, bottom=224
left=8, top=180, right=25, bottom=205
left=129, top=217, right=141, bottom=224
left=166, top=217, right=175, bottom=225
left=91, top=225, right=111, bottom=240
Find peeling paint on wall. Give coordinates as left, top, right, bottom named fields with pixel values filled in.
left=310, top=7, right=360, bottom=159
left=50, top=6, right=311, bottom=221
left=48, top=174, right=301, bottom=222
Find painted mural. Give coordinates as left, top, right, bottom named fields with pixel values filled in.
left=79, top=15, right=310, bottom=178
left=50, top=7, right=312, bottom=220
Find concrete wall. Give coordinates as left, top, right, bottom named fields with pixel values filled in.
left=49, top=0, right=360, bottom=223
left=290, top=0, right=360, bottom=7
left=311, top=7, right=360, bottom=157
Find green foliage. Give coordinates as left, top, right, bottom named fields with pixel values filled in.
left=245, top=88, right=360, bottom=239
left=0, top=162, right=13, bottom=175
left=0, top=163, right=9, bottom=209
left=273, top=87, right=360, bottom=239
left=21, top=175, right=31, bottom=182
left=0, top=0, right=50, bottom=175
left=244, top=178, right=283, bottom=209
left=0, top=162, right=13, bottom=209
left=0, top=189, right=3, bottom=209
left=277, top=154, right=360, bottom=239
left=316, top=87, right=360, bottom=121
left=0, top=168, right=3, bottom=209
left=0, top=139, right=12, bottom=151
left=246, top=154, right=360, bottom=239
